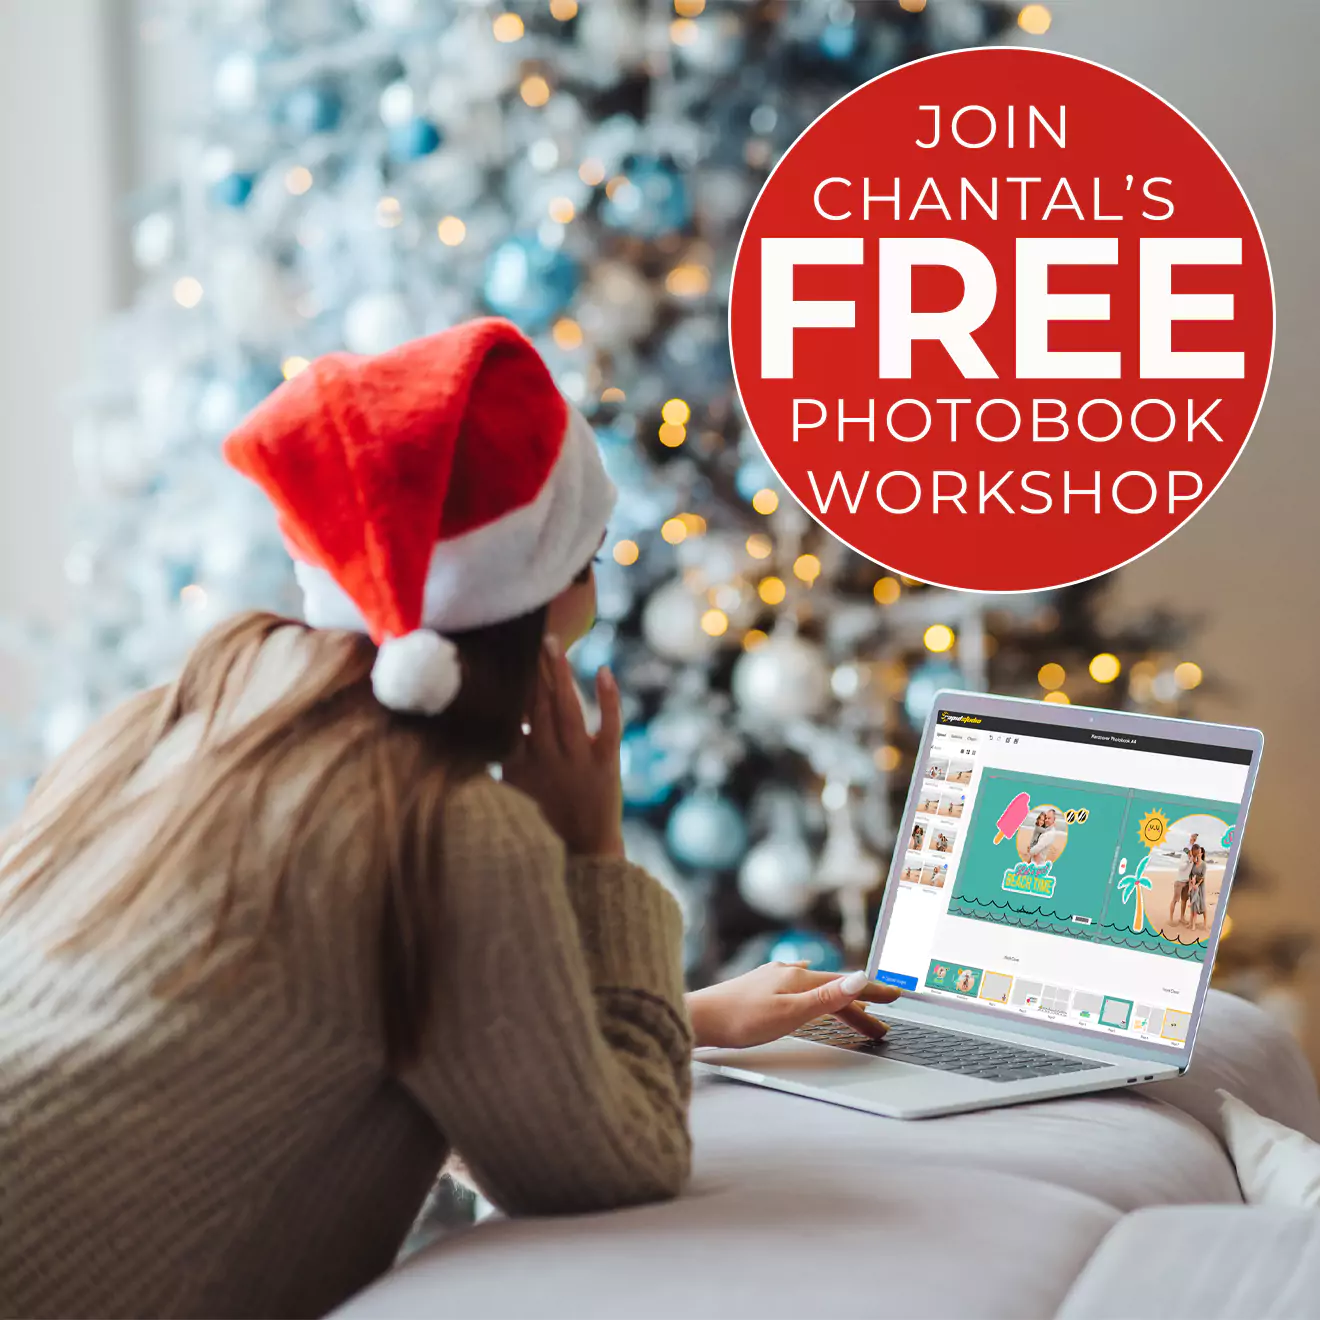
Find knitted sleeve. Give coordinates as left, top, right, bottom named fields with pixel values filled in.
left=400, top=775, right=693, bottom=1216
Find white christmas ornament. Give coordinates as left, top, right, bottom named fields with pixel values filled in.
left=343, top=291, right=415, bottom=356
left=578, top=262, right=657, bottom=343
left=209, top=249, right=290, bottom=344
left=214, top=52, right=259, bottom=111
left=356, top=0, right=427, bottom=27
left=732, top=629, right=830, bottom=721
left=738, top=825, right=815, bottom=920
left=378, top=81, right=415, bottom=127
left=642, top=580, right=718, bottom=662
left=132, top=212, right=176, bottom=269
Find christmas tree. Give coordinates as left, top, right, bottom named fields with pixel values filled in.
left=3, top=0, right=1249, bottom=984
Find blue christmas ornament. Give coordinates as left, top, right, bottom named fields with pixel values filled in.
left=620, top=725, right=684, bottom=810
left=482, top=235, right=579, bottom=332
left=600, top=156, right=691, bottom=239
left=904, top=660, right=962, bottom=726
left=568, top=625, right=616, bottom=683
left=735, top=456, right=776, bottom=503
left=767, top=929, right=845, bottom=973
left=211, top=172, right=256, bottom=208
left=282, top=84, right=344, bottom=136
left=665, top=790, right=748, bottom=870
left=818, top=22, right=859, bottom=63
left=164, top=560, right=199, bottom=599
left=387, top=116, right=442, bottom=161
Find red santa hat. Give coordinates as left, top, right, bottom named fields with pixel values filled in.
left=222, top=317, right=616, bottom=715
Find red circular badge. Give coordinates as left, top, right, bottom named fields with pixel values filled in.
left=730, top=48, right=1273, bottom=592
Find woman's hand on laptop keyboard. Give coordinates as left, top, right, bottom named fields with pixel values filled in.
left=686, top=961, right=898, bottom=1049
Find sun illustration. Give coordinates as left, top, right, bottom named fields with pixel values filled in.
left=1138, top=809, right=1170, bottom=848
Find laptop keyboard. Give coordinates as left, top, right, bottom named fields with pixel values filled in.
left=791, top=1017, right=1106, bottom=1083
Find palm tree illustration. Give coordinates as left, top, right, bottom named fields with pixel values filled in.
left=1117, top=855, right=1154, bottom=933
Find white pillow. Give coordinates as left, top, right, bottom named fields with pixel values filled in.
left=1219, top=1088, right=1320, bottom=1207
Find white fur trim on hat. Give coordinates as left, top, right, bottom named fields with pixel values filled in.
left=296, top=403, right=616, bottom=635
left=371, top=630, right=463, bottom=715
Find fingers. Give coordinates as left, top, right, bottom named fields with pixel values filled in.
left=832, top=1002, right=889, bottom=1040
left=790, top=968, right=901, bottom=1007
left=543, top=635, right=588, bottom=757
left=594, top=666, right=622, bottom=760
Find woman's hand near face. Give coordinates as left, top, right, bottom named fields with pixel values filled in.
left=685, top=961, right=900, bottom=1049
left=503, top=634, right=625, bottom=858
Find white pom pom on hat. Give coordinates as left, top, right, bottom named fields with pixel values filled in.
left=222, top=317, right=617, bottom=715
left=371, top=630, right=463, bottom=716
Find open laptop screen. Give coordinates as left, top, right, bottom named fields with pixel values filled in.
left=872, top=707, right=1253, bottom=1050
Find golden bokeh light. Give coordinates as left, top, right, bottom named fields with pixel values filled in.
left=551, top=318, right=583, bottom=350
left=924, top=624, right=955, bottom=653
left=282, top=355, right=311, bottom=379
left=743, top=628, right=768, bottom=651
left=875, top=744, right=902, bottom=772
left=658, top=422, right=687, bottom=448
left=661, top=398, right=691, bottom=425
left=751, top=488, right=779, bottom=515
left=1089, top=653, right=1121, bottom=684
left=665, top=263, right=711, bottom=297
left=492, top=12, right=525, bottom=41
left=1017, top=4, right=1052, bottom=35
left=1038, top=662, right=1066, bottom=690
left=700, top=608, right=729, bottom=637
left=1043, top=691, right=1071, bottom=705
left=793, top=554, right=821, bottom=583
left=612, top=539, right=639, bottom=566
left=436, top=215, right=467, bottom=246
left=758, top=576, right=787, bottom=605
left=520, top=75, right=551, bottom=107
left=1174, top=661, right=1203, bottom=690
left=661, top=517, right=687, bottom=545
left=872, top=576, right=900, bottom=606
left=746, top=533, right=772, bottom=560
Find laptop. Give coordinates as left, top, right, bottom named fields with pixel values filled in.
left=696, top=690, right=1263, bottom=1119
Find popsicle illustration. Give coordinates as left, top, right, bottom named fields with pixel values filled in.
left=993, top=791, right=1031, bottom=845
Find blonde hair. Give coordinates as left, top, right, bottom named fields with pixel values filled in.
left=0, top=607, right=545, bottom=1065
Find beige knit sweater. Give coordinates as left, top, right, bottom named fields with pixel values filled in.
left=0, top=631, right=692, bottom=1319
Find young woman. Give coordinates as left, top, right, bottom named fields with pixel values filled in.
left=0, top=320, right=894, bottom=1320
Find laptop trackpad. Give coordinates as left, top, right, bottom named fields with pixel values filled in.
left=697, top=1037, right=931, bottom=1084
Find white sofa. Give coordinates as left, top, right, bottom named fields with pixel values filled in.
left=335, top=990, right=1320, bottom=1319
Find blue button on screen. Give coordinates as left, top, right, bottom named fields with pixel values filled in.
left=874, top=969, right=918, bottom=991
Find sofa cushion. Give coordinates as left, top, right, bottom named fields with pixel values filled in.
left=336, top=1161, right=1119, bottom=1320
left=690, top=1075, right=1240, bottom=1213
left=1058, top=1205, right=1320, bottom=1319
left=1134, top=988, right=1320, bottom=1143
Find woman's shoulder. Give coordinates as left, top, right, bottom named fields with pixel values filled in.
left=444, top=773, right=562, bottom=854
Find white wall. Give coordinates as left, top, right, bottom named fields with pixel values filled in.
left=0, top=0, right=126, bottom=714
left=1039, top=0, right=1320, bottom=1057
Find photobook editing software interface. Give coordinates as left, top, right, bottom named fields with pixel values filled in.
left=874, top=709, right=1252, bottom=1049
